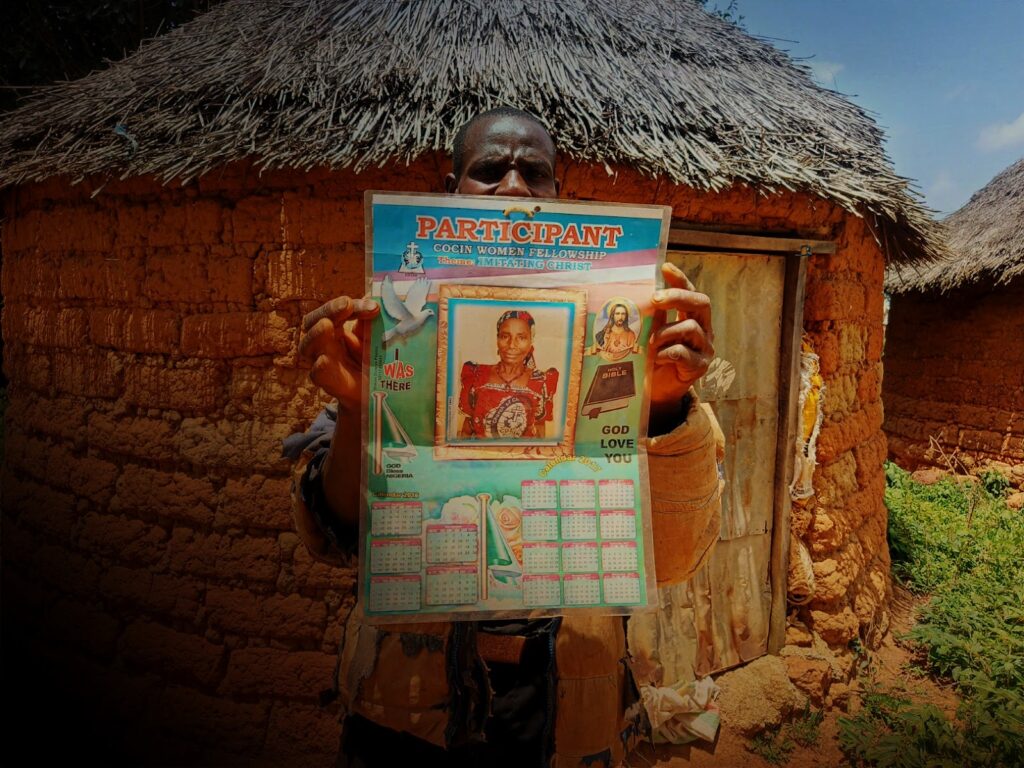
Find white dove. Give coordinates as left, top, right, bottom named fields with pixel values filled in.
left=381, top=276, right=434, bottom=345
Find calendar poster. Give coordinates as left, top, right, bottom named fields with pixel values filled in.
left=359, top=192, right=669, bottom=622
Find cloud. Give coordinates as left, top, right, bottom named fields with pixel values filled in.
left=942, top=83, right=973, bottom=102
left=809, top=59, right=844, bottom=86
left=977, top=112, right=1024, bottom=151
left=924, top=170, right=963, bottom=216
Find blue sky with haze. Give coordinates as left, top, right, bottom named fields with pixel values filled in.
left=736, top=1, right=1024, bottom=217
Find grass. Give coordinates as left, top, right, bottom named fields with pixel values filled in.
left=748, top=705, right=823, bottom=765
left=838, top=462, right=1024, bottom=768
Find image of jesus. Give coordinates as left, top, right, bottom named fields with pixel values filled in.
left=591, top=301, right=639, bottom=362
left=458, top=310, right=559, bottom=439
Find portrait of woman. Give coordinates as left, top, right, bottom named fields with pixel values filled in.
left=590, top=298, right=640, bottom=362
left=458, top=310, right=560, bottom=439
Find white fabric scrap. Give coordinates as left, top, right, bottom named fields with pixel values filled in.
left=640, top=676, right=721, bottom=745
left=789, top=345, right=825, bottom=501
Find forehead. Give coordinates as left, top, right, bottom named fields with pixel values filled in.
left=464, top=116, right=555, bottom=161
left=498, top=317, right=532, bottom=333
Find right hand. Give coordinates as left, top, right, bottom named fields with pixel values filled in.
left=298, top=296, right=380, bottom=412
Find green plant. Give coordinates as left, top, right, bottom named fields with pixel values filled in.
left=979, top=469, right=1011, bottom=498
left=746, top=706, right=824, bottom=764
left=787, top=704, right=824, bottom=748
left=748, top=727, right=794, bottom=765
left=842, top=463, right=1024, bottom=767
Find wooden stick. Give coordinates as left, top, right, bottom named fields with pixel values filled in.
left=371, top=391, right=386, bottom=475
left=477, top=492, right=491, bottom=602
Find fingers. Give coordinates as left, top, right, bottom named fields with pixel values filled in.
left=662, top=262, right=695, bottom=292
left=298, top=317, right=346, bottom=363
left=310, top=354, right=360, bottom=402
left=301, top=296, right=379, bottom=334
left=651, top=318, right=714, bottom=359
left=651, top=285, right=714, bottom=344
left=340, top=317, right=366, bottom=359
left=654, top=343, right=708, bottom=370
left=654, top=343, right=712, bottom=390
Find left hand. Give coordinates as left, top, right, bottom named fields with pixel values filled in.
left=649, top=262, right=715, bottom=410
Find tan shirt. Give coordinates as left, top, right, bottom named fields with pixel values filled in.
left=290, top=390, right=724, bottom=766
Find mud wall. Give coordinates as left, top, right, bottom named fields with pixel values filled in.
left=2, top=156, right=890, bottom=762
left=883, top=282, right=1024, bottom=468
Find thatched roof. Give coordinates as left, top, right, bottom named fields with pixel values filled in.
left=0, top=0, right=943, bottom=263
left=887, top=158, right=1023, bottom=293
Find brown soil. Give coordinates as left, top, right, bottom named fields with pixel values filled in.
left=630, top=585, right=958, bottom=768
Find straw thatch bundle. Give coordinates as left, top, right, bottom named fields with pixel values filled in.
left=0, top=0, right=942, bottom=262
left=887, top=158, right=1023, bottom=293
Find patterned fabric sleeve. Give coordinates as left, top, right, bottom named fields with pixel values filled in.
left=542, top=367, right=559, bottom=422
left=458, top=361, right=477, bottom=416
left=283, top=405, right=357, bottom=566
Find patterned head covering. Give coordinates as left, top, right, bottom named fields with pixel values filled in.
left=496, top=309, right=535, bottom=330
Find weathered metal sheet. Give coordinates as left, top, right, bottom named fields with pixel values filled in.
left=670, top=251, right=784, bottom=403
left=712, top=396, right=778, bottom=541
left=628, top=251, right=784, bottom=686
left=704, top=533, right=773, bottom=669
left=628, top=534, right=772, bottom=684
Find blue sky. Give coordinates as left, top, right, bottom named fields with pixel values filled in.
left=735, top=1, right=1024, bottom=217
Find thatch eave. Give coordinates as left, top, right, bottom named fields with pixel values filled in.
left=0, top=0, right=945, bottom=264
left=886, top=158, right=1023, bottom=294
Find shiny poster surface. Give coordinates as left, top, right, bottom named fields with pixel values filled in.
left=359, top=192, right=669, bottom=622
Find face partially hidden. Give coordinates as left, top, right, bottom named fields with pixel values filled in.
left=446, top=116, right=558, bottom=198
left=612, top=305, right=628, bottom=327
left=497, top=317, right=533, bottom=367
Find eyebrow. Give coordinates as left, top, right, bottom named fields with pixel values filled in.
left=471, top=148, right=553, bottom=166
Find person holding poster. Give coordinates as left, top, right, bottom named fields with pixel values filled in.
left=286, top=107, right=722, bottom=767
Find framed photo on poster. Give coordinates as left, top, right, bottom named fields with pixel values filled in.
left=435, top=284, right=587, bottom=460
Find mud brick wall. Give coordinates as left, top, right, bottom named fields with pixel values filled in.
left=883, top=281, right=1024, bottom=468
left=2, top=156, right=891, bottom=762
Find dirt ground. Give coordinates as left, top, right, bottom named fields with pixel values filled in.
left=628, top=586, right=958, bottom=768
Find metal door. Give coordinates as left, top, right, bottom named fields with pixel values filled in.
left=629, top=250, right=789, bottom=682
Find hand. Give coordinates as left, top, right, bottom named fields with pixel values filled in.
left=298, top=296, right=379, bottom=412
left=649, top=263, right=715, bottom=410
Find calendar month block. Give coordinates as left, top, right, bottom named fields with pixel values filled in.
left=522, top=542, right=560, bottom=574
left=559, top=509, right=597, bottom=540
left=598, top=479, right=635, bottom=509
left=561, top=541, right=599, bottom=573
left=599, top=510, right=637, bottom=540
left=521, top=480, right=558, bottom=510
left=369, top=575, right=421, bottom=613
left=522, top=574, right=562, bottom=607
left=601, top=540, right=639, bottom=572
left=563, top=573, right=601, bottom=605
left=559, top=479, right=596, bottom=509
left=425, top=565, right=479, bottom=605
left=602, top=572, right=642, bottom=605
left=425, top=523, right=478, bottom=563
left=370, top=501, right=423, bottom=536
left=522, top=510, right=559, bottom=541
left=369, top=537, right=422, bottom=574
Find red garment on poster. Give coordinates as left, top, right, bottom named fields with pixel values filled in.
left=458, top=362, right=559, bottom=438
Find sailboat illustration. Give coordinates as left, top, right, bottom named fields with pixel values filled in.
left=371, top=391, right=417, bottom=474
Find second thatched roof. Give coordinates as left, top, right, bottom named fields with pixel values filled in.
left=0, top=0, right=944, bottom=263
left=887, top=158, right=1023, bottom=293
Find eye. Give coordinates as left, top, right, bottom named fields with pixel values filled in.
left=472, top=161, right=506, bottom=183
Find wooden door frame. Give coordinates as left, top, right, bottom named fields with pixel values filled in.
left=667, top=226, right=829, bottom=654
